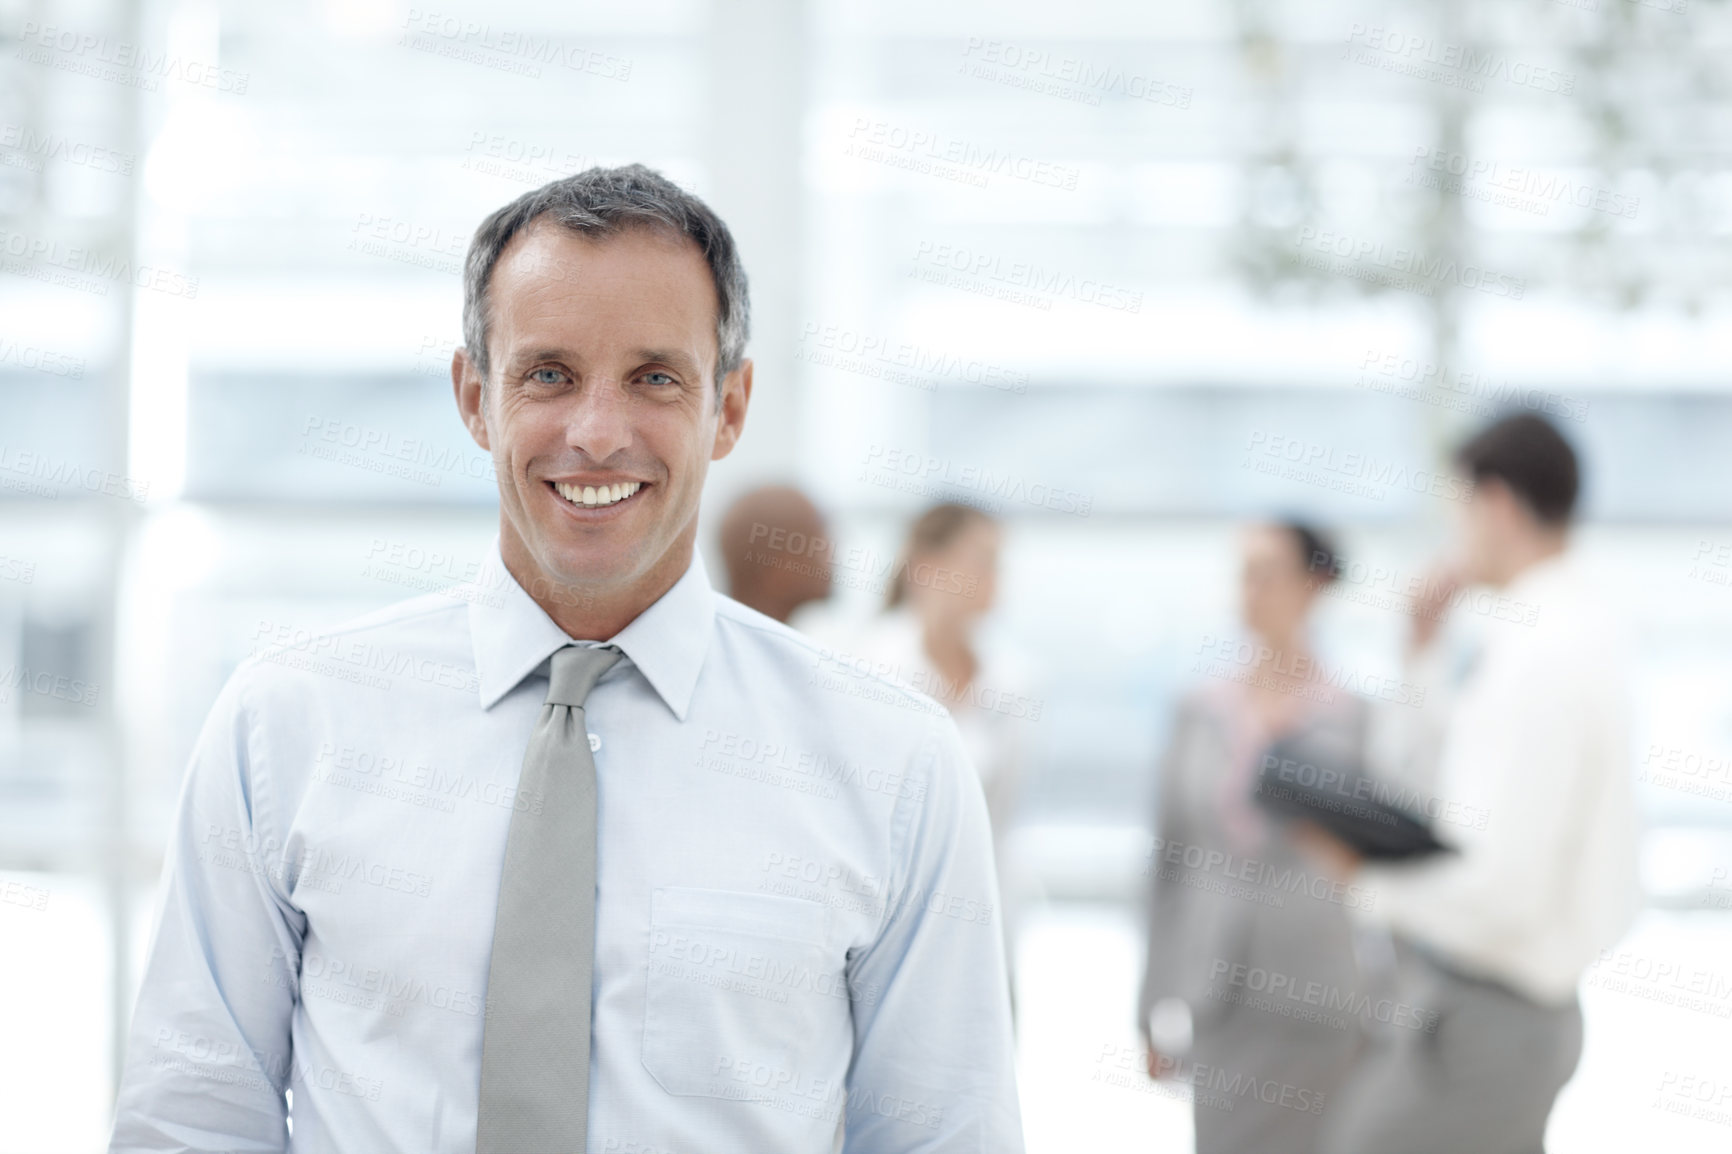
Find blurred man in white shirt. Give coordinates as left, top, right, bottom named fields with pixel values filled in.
left=1315, top=413, right=1641, bottom=1154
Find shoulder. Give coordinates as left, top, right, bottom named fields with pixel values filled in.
left=233, top=591, right=475, bottom=705
left=711, top=594, right=952, bottom=723
left=1171, top=682, right=1233, bottom=730
left=708, top=597, right=978, bottom=805
left=1498, top=566, right=1626, bottom=681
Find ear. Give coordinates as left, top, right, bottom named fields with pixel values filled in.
left=453, top=346, right=490, bottom=451
left=710, top=358, right=753, bottom=461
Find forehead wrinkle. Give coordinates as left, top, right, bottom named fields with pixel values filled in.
left=491, top=224, right=722, bottom=372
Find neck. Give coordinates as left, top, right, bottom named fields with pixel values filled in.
left=1490, top=529, right=1568, bottom=588
left=500, top=526, right=695, bottom=640
left=917, top=606, right=972, bottom=650
left=914, top=609, right=976, bottom=698
left=1254, top=628, right=1308, bottom=676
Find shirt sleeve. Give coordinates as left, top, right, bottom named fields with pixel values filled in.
left=1363, top=639, right=1457, bottom=797
left=1361, top=646, right=1591, bottom=967
left=1137, top=699, right=1195, bottom=1036
left=109, top=664, right=306, bottom=1153
left=840, top=716, right=1024, bottom=1153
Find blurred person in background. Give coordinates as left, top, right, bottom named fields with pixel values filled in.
left=1315, top=414, right=1641, bottom=1154
left=717, top=483, right=833, bottom=623
left=844, top=503, right=1033, bottom=1005
left=1138, top=520, right=1368, bottom=1154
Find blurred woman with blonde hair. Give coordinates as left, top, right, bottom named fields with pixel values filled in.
left=849, top=502, right=1035, bottom=1007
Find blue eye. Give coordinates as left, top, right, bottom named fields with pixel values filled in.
left=644, top=372, right=675, bottom=386
left=531, top=368, right=565, bottom=385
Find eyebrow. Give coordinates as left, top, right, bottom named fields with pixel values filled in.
left=507, top=348, right=577, bottom=368
left=627, top=347, right=703, bottom=375
left=504, top=346, right=704, bottom=376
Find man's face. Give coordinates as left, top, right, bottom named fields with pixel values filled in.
left=454, top=221, right=750, bottom=600
left=1454, top=475, right=1517, bottom=586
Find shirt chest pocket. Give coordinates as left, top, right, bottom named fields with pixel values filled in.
left=642, top=887, right=852, bottom=1105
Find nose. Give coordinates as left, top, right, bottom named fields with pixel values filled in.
left=563, top=375, right=634, bottom=463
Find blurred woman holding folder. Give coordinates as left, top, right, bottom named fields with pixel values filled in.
left=1138, top=520, right=1368, bottom=1154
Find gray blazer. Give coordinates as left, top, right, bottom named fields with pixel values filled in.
left=1138, top=687, right=1370, bottom=1042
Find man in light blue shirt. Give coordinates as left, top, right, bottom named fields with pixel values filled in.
left=108, top=164, right=1022, bottom=1153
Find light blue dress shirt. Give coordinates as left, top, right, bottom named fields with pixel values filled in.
left=108, top=541, right=1023, bottom=1153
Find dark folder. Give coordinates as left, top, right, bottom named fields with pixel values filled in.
left=1253, top=732, right=1454, bottom=861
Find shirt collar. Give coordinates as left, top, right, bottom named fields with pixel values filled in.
left=1502, top=546, right=1577, bottom=603
left=467, top=536, right=715, bottom=720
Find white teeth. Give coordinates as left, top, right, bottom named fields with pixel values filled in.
left=555, top=480, right=642, bottom=508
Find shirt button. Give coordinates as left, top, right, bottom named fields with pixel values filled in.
left=589, top=733, right=601, bottom=753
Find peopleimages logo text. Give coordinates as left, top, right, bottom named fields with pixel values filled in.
left=1296, top=228, right=1524, bottom=300
left=1344, top=24, right=1574, bottom=95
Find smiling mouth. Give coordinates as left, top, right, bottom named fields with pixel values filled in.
left=551, top=480, right=644, bottom=509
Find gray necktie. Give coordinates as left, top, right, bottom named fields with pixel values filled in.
left=477, top=644, right=623, bottom=1153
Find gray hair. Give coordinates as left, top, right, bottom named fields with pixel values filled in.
left=461, top=164, right=750, bottom=397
